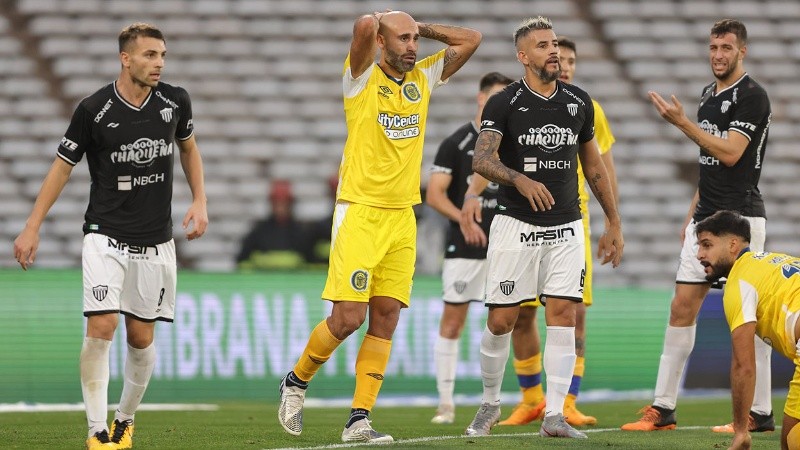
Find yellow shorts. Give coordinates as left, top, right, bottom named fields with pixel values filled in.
left=521, top=213, right=592, bottom=308
left=321, top=202, right=416, bottom=306
left=787, top=354, right=800, bottom=419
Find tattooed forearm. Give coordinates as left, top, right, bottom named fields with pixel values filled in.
left=443, top=47, right=461, bottom=67
left=472, top=132, right=519, bottom=186
left=589, top=170, right=619, bottom=222
left=418, top=23, right=457, bottom=44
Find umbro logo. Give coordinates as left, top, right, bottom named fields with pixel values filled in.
left=107, top=122, right=119, bottom=128
left=518, top=107, right=529, bottom=111
left=379, top=86, right=393, bottom=94
left=366, top=372, right=384, bottom=380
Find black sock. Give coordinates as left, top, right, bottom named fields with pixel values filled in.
left=346, top=408, right=370, bottom=428
left=652, top=404, right=674, bottom=415
left=285, top=371, right=308, bottom=390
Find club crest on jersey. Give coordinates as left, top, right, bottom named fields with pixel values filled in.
left=567, top=103, right=578, bottom=116
left=160, top=107, right=173, bottom=122
left=402, top=83, right=421, bottom=102
left=499, top=280, right=515, bottom=296
left=721, top=100, right=731, bottom=113
left=351, top=269, right=369, bottom=292
left=92, top=285, right=108, bottom=302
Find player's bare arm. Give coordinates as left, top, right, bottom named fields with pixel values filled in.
left=729, top=322, right=756, bottom=449
left=597, top=148, right=620, bottom=259
left=580, top=141, right=623, bottom=267
left=348, top=14, right=381, bottom=78
left=458, top=172, right=490, bottom=247
left=13, top=158, right=73, bottom=270
left=426, top=172, right=460, bottom=222
left=472, top=130, right=554, bottom=212
left=177, top=135, right=208, bottom=240
left=648, top=91, right=749, bottom=166
left=417, top=23, right=481, bottom=80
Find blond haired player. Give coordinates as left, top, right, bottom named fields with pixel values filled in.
left=277, top=10, right=481, bottom=444
left=693, top=210, right=798, bottom=450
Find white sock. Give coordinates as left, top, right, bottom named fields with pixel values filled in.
left=434, top=336, right=459, bottom=407
left=752, top=335, right=773, bottom=415
left=543, top=326, right=576, bottom=417
left=115, top=343, right=156, bottom=422
left=653, top=324, right=696, bottom=410
left=479, top=327, right=511, bottom=405
left=81, top=337, right=112, bottom=437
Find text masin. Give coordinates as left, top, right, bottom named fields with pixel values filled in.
left=518, top=124, right=577, bottom=151
left=520, top=227, right=576, bottom=246
left=378, top=113, right=420, bottom=140
left=111, top=138, right=173, bottom=164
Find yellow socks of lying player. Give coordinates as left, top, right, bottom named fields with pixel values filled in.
left=293, top=320, right=342, bottom=382
left=566, top=356, right=586, bottom=405
left=352, top=334, right=392, bottom=410
left=514, top=353, right=544, bottom=405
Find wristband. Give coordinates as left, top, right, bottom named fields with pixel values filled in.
left=464, top=194, right=481, bottom=201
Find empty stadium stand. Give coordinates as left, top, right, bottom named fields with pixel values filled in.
left=0, top=0, right=797, bottom=288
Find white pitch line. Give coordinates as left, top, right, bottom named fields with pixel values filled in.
left=267, top=426, right=719, bottom=450
left=0, top=403, right=218, bottom=413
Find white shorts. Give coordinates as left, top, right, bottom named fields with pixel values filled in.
left=442, top=258, right=487, bottom=304
left=676, top=216, right=766, bottom=283
left=82, top=233, right=177, bottom=322
left=485, top=216, right=585, bottom=306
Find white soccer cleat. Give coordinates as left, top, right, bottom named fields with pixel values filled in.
left=464, top=403, right=500, bottom=436
left=278, top=373, right=306, bottom=436
left=431, top=404, right=455, bottom=424
left=540, top=413, right=588, bottom=439
left=341, top=418, right=394, bottom=443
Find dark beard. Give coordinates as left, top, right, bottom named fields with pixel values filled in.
left=534, top=65, right=561, bottom=83
left=713, top=58, right=738, bottom=81
left=385, top=49, right=415, bottom=74
left=704, top=260, right=734, bottom=282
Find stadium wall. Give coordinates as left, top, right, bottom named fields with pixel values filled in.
left=0, top=269, right=790, bottom=403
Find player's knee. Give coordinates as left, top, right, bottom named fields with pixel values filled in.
left=668, top=299, right=697, bottom=326
left=86, top=313, right=118, bottom=340
left=487, top=314, right=516, bottom=335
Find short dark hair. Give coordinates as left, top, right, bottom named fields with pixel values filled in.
left=513, top=16, right=553, bottom=46
left=557, top=36, right=577, bottom=57
left=479, top=72, right=514, bottom=92
left=695, top=210, right=751, bottom=243
left=119, top=22, right=165, bottom=53
left=711, top=19, right=747, bottom=46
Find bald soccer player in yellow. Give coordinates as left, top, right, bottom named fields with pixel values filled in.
left=277, top=10, right=480, bottom=444
left=694, top=210, right=800, bottom=450
left=463, top=36, right=618, bottom=427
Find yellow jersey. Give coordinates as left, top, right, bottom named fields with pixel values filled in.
left=577, top=99, right=615, bottom=214
left=724, top=250, right=800, bottom=360
left=338, top=49, right=447, bottom=208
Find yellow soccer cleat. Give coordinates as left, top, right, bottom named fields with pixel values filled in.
left=564, top=403, right=597, bottom=426
left=497, top=399, right=545, bottom=426
left=86, top=430, right=114, bottom=449
left=109, top=419, right=134, bottom=449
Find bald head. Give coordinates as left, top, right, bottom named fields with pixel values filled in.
left=378, top=11, right=416, bottom=36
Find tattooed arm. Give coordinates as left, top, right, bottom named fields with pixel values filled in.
left=579, top=140, right=623, bottom=267
left=647, top=91, right=748, bottom=167
left=417, top=22, right=481, bottom=81
left=472, top=130, right=555, bottom=212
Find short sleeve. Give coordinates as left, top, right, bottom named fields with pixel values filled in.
left=416, top=49, right=448, bottom=91
left=728, top=90, right=770, bottom=141
left=578, top=91, right=595, bottom=144
left=592, top=100, right=616, bottom=154
left=175, top=87, right=194, bottom=141
left=431, top=136, right=458, bottom=175
left=480, top=89, right=512, bottom=136
left=57, top=102, right=92, bottom=166
left=723, top=277, right=758, bottom=332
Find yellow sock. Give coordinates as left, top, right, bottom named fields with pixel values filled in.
left=352, top=334, right=392, bottom=410
left=566, top=356, right=586, bottom=405
left=513, top=353, right=544, bottom=405
left=293, top=320, right=342, bottom=382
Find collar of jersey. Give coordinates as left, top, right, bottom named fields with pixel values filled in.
left=378, top=65, right=405, bottom=86
left=113, top=81, right=154, bottom=111
left=522, top=78, right=558, bottom=101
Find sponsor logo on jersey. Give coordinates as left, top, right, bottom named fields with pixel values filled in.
left=561, top=87, right=586, bottom=106
left=699, top=120, right=728, bottom=139
left=567, top=103, right=578, bottom=116
left=499, top=280, right=515, bottom=296
left=721, top=100, right=731, bottom=113
left=156, top=90, right=179, bottom=109
left=520, top=227, right=576, bottom=246
left=698, top=155, right=720, bottom=166
left=510, top=88, right=523, bottom=105
left=517, top=124, right=578, bottom=152
left=117, top=172, right=166, bottom=190
left=730, top=120, right=756, bottom=132
left=94, top=99, right=113, bottom=123
left=60, top=136, right=78, bottom=151
left=92, top=285, right=108, bottom=302
left=402, top=82, right=421, bottom=102
left=160, top=107, right=173, bottom=123
left=111, top=138, right=173, bottom=165
left=377, top=112, right=420, bottom=140
left=378, top=86, right=392, bottom=98
left=350, top=269, right=369, bottom=292
left=518, top=107, right=529, bottom=111
left=481, top=120, right=495, bottom=128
